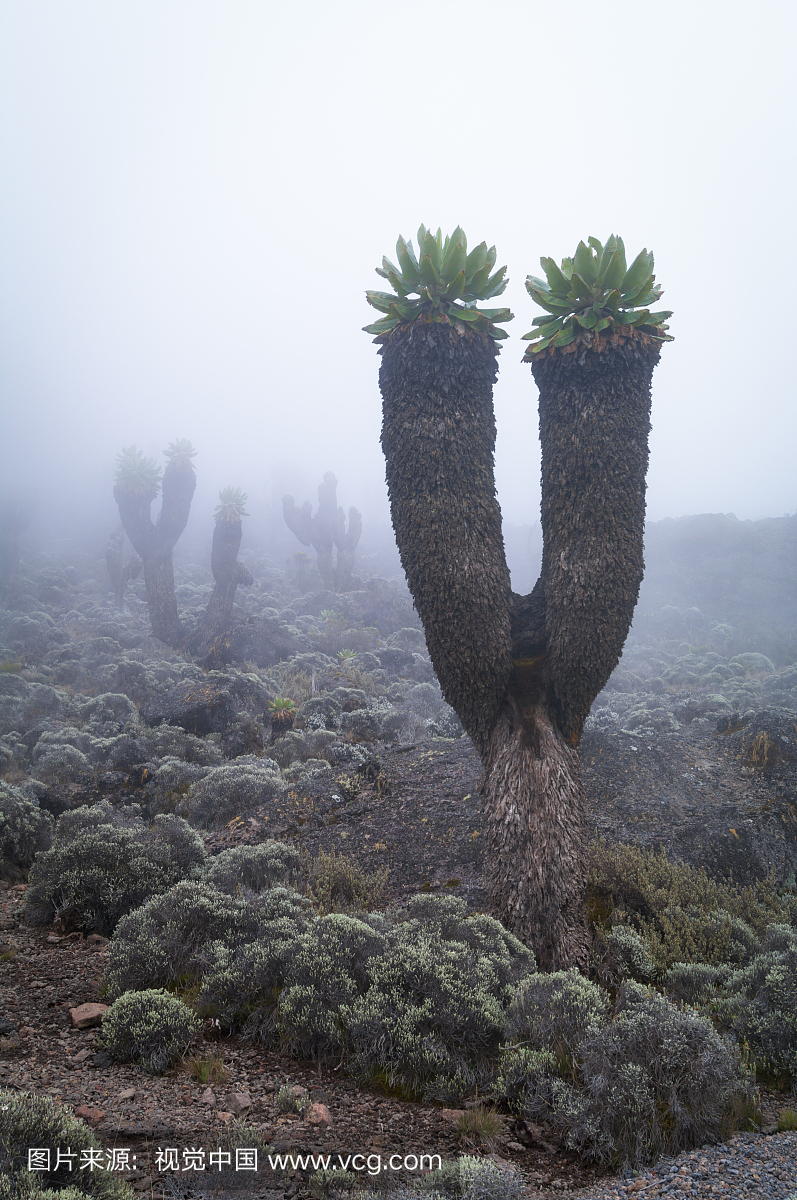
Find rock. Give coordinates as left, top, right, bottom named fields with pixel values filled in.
left=70, top=1003, right=108, bottom=1029
left=306, top=1102, right=332, bottom=1127
left=227, top=615, right=307, bottom=669
left=140, top=679, right=236, bottom=736
left=0, top=1026, right=22, bottom=1051
left=117, top=1087, right=138, bottom=1101
left=71, top=1049, right=91, bottom=1064
left=74, top=1104, right=104, bottom=1124
left=226, top=1092, right=252, bottom=1115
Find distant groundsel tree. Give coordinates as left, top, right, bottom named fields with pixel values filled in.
left=189, top=487, right=253, bottom=658
left=283, top=472, right=362, bottom=591
left=113, top=440, right=197, bottom=646
left=366, top=228, right=671, bottom=968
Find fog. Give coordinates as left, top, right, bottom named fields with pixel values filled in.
left=1, top=1, right=795, bottom=571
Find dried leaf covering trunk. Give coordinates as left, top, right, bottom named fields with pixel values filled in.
left=378, top=321, right=659, bottom=969
left=113, top=458, right=196, bottom=646
left=379, top=320, right=513, bottom=758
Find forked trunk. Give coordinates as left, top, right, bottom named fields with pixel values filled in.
left=113, top=456, right=196, bottom=647
left=379, top=319, right=513, bottom=758
left=377, top=319, right=659, bottom=969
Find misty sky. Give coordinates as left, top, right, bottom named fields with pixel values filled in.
left=1, top=1, right=795, bottom=553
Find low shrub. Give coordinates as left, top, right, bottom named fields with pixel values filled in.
left=103, top=880, right=309, bottom=999
left=505, top=970, right=610, bottom=1082
left=518, top=984, right=753, bottom=1169
left=278, top=913, right=388, bottom=1060
left=426, top=1155, right=525, bottom=1200
left=0, top=782, right=53, bottom=880
left=182, top=756, right=284, bottom=828
left=196, top=894, right=312, bottom=1043
left=304, top=846, right=389, bottom=913
left=24, top=804, right=205, bottom=935
left=203, top=841, right=300, bottom=894
left=730, top=947, right=797, bottom=1079
left=587, top=838, right=797, bottom=977
left=346, top=937, right=513, bottom=1102
left=100, top=988, right=202, bottom=1074
left=0, top=1088, right=132, bottom=1198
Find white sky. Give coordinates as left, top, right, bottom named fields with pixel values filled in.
left=1, top=0, right=795, bottom=547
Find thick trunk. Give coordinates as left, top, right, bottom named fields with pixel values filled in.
left=483, top=674, right=589, bottom=970
left=378, top=319, right=513, bottom=758
left=532, top=335, right=660, bottom=743
left=142, top=554, right=182, bottom=645
left=189, top=518, right=252, bottom=654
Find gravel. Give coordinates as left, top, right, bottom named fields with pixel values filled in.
left=563, top=1131, right=797, bottom=1200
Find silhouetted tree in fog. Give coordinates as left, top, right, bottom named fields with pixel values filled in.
left=113, top=440, right=196, bottom=646
left=189, top=487, right=252, bottom=658
left=283, top=472, right=362, bottom=591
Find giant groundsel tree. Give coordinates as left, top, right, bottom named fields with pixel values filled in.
left=366, top=229, right=671, bottom=969
left=113, top=440, right=197, bottom=646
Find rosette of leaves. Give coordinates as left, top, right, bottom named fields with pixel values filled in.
left=114, top=446, right=161, bottom=499
left=522, top=235, right=673, bottom=357
left=163, top=437, right=197, bottom=465
left=214, top=486, right=249, bottom=523
left=268, top=696, right=297, bottom=737
left=364, top=225, right=513, bottom=340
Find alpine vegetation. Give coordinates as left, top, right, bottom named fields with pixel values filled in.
left=99, top=988, right=202, bottom=1074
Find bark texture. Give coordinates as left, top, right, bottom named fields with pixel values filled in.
left=532, top=337, right=660, bottom=744
left=113, top=457, right=196, bottom=646
left=482, top=693, right=588, bottom=970
left=378, top=320, right=514, bottom=759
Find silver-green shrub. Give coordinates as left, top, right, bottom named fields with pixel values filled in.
left=100, top=988, right=201, bottom=1074
left=24, top=802, right=204, bottom=934
left=278, top=913, right=388, bottom=1059
left=730, top=947, right=797, bottom=1078
left=0, top=781, right=53, bottom=879
left=203, top=840, right=300, bottom=894
left=424, top=1155, right=525, bottom=1200
left=104, top=881, right=309, bottom=999
left=197, top=892, right=312, bottom=1042
left=345, top=934, right=511, bottom=1101
left=505, top=970, right=609, bottom=1081
left=0, top=1088, right=132, bottom=1198
left=182, top=756, right=284, bottom=827
left=604, top=927, right=655, bottom=982
left=522, top=984, right=751, bottom=1168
